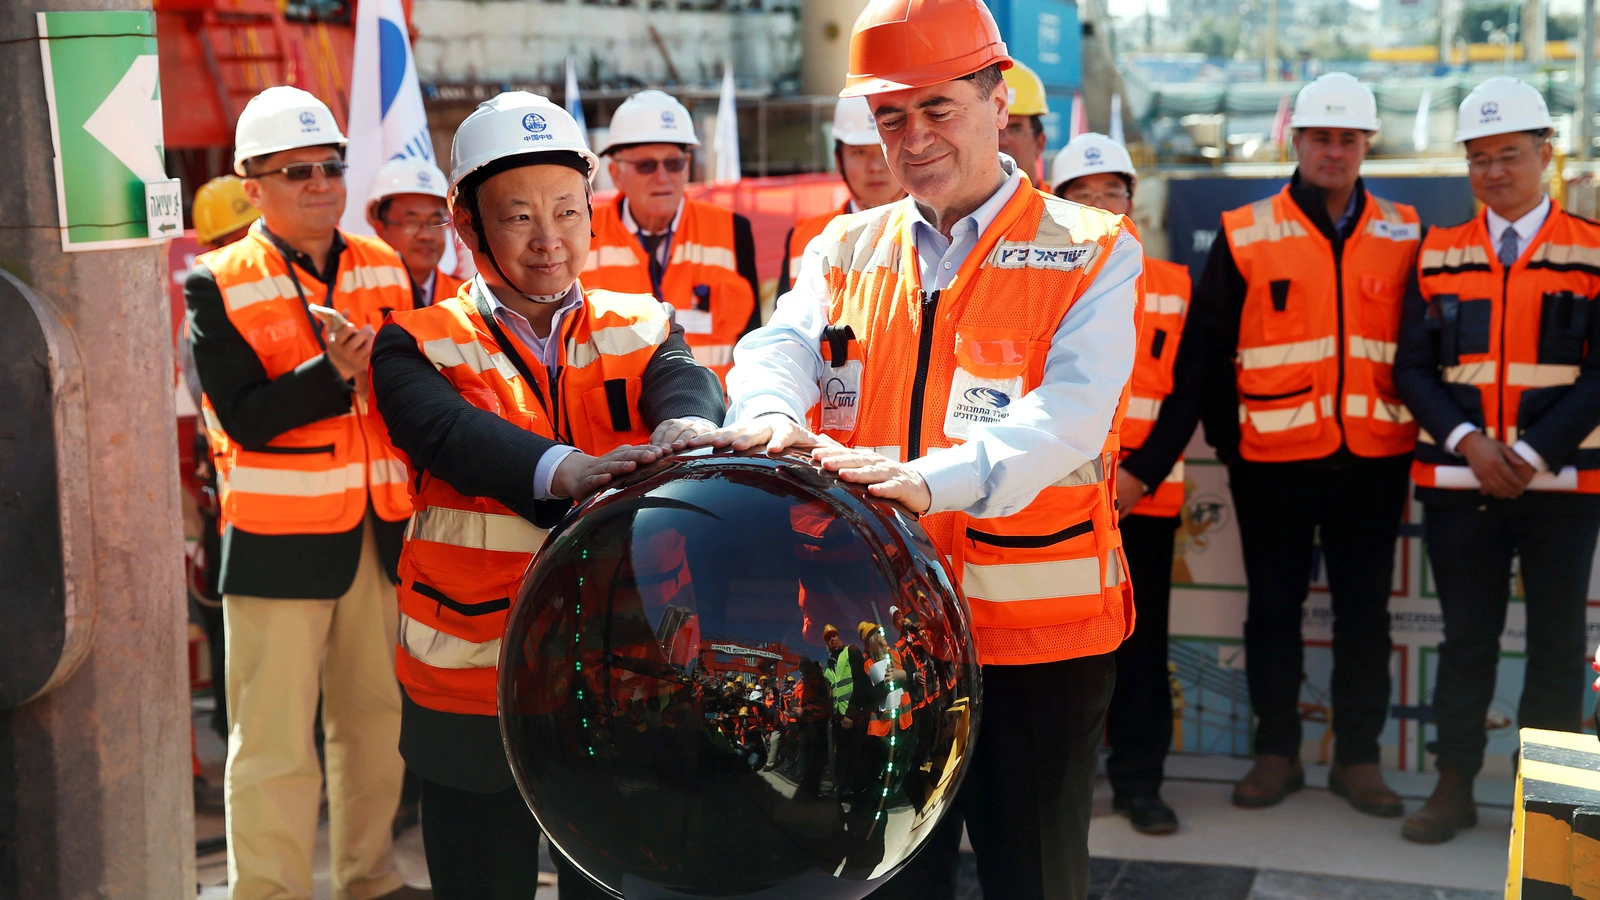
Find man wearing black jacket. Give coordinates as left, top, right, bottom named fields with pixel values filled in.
left=1395, top=77, right=1600, bottom=844
left=187, top=86, right=425, bottom=900
left=370, top=92, right=725, bottom=899
left=1195, top=73, right=1421, bottom=819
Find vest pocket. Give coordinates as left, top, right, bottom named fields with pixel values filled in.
left=1258, top=278, right=1306, bottom=342
left=1538, top=291, right=1591, bottom=365
left=955, top=500, right=1109, bottom=629
left=581, top=377, right=643, bottom=456
left=1360, top=274, right=1404, bottom=338
left=1237, top=370, right=1321, bottom=442
left=945, top=328, right=1032, bottom=441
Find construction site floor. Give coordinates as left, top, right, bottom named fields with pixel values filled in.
left=192, top=708, right=1511, bottom=899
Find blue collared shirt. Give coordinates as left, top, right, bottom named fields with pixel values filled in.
left=725, top=163, right=1142, bottom=517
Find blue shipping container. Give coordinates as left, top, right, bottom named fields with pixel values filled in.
left=985, top=0, right=1082, bottom=92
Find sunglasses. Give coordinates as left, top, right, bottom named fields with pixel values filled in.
left=247, top=160, right=348, bottom=182
left=617, top=157, right=688, bottom=175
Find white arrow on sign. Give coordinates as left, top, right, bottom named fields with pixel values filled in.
left=82, top=54, right=165, bottom=184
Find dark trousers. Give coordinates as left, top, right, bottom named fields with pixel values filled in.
left=418, top=778, right=610, bottom=900
left=866, top=654, right=1116, bottom=900
left=1107, top=514, right=1179, bottom=797
left=1230, top=456, right=1410, bottom=765
left=1423, top=499, right=1600, bottom=776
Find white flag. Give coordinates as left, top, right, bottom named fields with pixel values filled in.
left=341, top=0, right=435, bottom=237
left=713, top=62, right=741, bottom=184
left=1413, top=88, right=1433, bottom=154
left=1110, top=94, right=1125, bottom=146
left=565, top=56, right=589, bottom=147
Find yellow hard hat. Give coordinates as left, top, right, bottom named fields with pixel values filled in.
left=1003, top=61, right=1050, bottom=117
left=858, top=621, right=881, bottom=643
left=192, top=175, right=260, bottom=245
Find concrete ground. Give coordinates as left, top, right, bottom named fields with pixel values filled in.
left=192, top=707, right=1509, bottom=899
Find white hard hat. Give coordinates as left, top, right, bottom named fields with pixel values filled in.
left=367, top=156, right=449, bottom=206
left=233, top=86, right=347, bottom=175
left=832, top=96, right=879, bottom=146
left=1050, top=133, right=1136, bottom=193
left=1289, top=73, right=1380, bottom=133
left=1455, top=77, right=1553, bottom=143
left=448, top=91, right=600, bottom=201
left=600, top=90, right=700, bottom=154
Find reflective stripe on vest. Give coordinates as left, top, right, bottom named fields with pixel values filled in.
left=1223, top=187, right=1420, bottom=462
left=812, top=187, right=1132, bottom=666
left=1412, top=202, right=1600, bottom=493
left=385, top=286, right=662, bottom=715
left=826, top=650, right=854, bottom=713
left=584, top=197, right=754, bottom=384
left=199, top=227, right=414, bottom=534
left=406, top=505, right=548, bottom=554
left=1124, top=256, right=1192, bottom=519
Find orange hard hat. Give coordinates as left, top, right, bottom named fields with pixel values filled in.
left=841, top=0, right=1012, bottom=98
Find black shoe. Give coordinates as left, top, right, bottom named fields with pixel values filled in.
left=1113, top=794, right=1179, bottom=835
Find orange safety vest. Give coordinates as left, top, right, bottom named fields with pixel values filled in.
left=784, top=201, right=853, bottom=292
left=199, top=226, right=414, bottom=535
left=384, top=285, right=664, bottom=715
left=865, top=647, right=914, bottom=737
left=1123, top=256, right=1192, bottom=518
left=811, top=187, right=1135, bottom=666
left=433, top=268, right=468, bottom=307
left=583, top=196, right=754, bottom=382
left=1412, top=202, right=1600, bottom=493
left=1222, top=186, right=1421, bottom=462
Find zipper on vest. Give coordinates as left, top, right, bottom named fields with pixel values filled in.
left=1333, top=244, right=1347, bottom=440
left=906, top=289, right=941, bottom=461
left=1497, top=261, right=1511, bottom=440
left=251, top=443, right=336, bottom=455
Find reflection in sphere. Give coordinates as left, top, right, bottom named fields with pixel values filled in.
left=499, top=450, right=981, bottom=899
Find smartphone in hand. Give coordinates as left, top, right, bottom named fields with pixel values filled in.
left=308, top=304, right=352, bottom=336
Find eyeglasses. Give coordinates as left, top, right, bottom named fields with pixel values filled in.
left=246, top=160, right=348, bottom=182
left=616, top=156, right=689, bottom=175
left=1064, top=189, right=1130, bottom=206
left=381, top=214, right=449, bottom=235
left=1467, top=147, right=1535, bottom=173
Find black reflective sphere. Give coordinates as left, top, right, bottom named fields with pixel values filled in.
left=499, top=450, right=981, bottom=899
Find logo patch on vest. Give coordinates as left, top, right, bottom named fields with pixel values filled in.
left=945, top=368, right=1025, bottom=440
left=1369, top=220, right=1420, bottom=241
left=820, top=360, right=863, bottom=432
left=990, top=241, right=1100, bottom=272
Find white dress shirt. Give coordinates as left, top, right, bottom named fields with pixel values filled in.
left=725, top=164, right=1142, bottom=517
left=621, top=198, right=685, bottom=269
left=476, top=275, right=585, bottom=498
left=416, top=269, right=438, bottom=308
left=1441, top=195, right=1554, bottom=470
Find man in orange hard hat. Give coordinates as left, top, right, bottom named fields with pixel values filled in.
left=692, top=0, right=1143, bottom=895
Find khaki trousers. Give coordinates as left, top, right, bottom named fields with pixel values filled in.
left=224, top=521, right=405, bottom=900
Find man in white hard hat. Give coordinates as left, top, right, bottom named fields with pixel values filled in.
left=184, top=85, right=426, bottom=900
left=999, top=60, right=1050, bottom=185
left=777, top=96, right=906, bottom=295
left=692, top=0, right=1142, bottom=893
left=584, top=90, right=761, bottom=385
left=1394, top=77, right=1600, bottom=843
left=1051, top=133, right=1199, bottom=836
left=366, top=156, right=465, bottom=307
left=369, top=91, right=724, bottom=898
left=1194, top=72, right=1421, bottom=817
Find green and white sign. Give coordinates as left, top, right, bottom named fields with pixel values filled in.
left=37, top=11, right=167, bottom=252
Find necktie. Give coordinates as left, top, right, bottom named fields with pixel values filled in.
left=1498, top=226, right=1520, bottom=268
